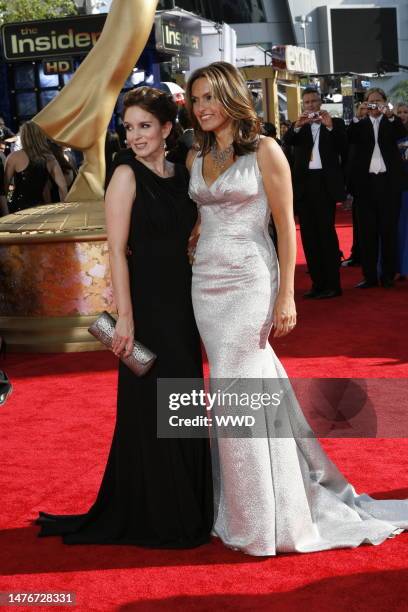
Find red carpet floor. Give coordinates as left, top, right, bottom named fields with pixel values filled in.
left=1, top=210, right=408, bottom=611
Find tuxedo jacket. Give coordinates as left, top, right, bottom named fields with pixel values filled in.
left=284, top=117, right=347, bottom=203
left=346, top=115, right=406, bottom=196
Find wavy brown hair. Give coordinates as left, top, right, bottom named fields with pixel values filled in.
left=185, top=61, right=261, bottom=156
left=20, top=121, right=53, bottom=164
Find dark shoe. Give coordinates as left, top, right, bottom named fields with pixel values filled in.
left=355, top=280, right=378, bottom=289
left=381, top=279, right=394, bottom=288
left=303, top=288, right=321, bottom=298
left=315, top=289, right=342, bottom=299
left=341, top=258, right=360, bottom=268
left=0, top=370, right=12, bottom=406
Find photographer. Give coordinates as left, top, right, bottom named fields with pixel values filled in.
left=0, top=116, right=15, bottom=142
left=284, top=88, right=347, bottom=299
left=343, top=102, right=370, bottom=268
left=348, top=88, right=406, bottom=288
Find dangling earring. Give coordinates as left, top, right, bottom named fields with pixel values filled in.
left=162, top=139, right=167, bottom=150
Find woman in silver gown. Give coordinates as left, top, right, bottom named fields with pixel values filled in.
left=186, top=62, right=408, bottom=556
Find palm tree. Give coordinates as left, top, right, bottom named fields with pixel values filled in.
left=389, top=79, right=408, bottom=103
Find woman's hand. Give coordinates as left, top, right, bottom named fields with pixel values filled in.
left=187, top=237, right=197, bottom=265
left=112, top=314, right=134, bottom=358
left=187, top=216, right=201, bottom=264
left=272, top=292, right=297, bottom=338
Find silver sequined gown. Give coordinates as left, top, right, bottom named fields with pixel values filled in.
left=189, top=150, right=408, bottom=556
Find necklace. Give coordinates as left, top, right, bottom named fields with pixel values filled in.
left=210, top=143, right=234, bottom=169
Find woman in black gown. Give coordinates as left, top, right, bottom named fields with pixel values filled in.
left=36, top=87, right=213, bottom=548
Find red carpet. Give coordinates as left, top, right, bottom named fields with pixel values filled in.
left=1, top=210, right=408, bottom=611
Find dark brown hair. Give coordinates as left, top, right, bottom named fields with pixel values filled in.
left=302, top=87, right=320, bottom=99
left=20, top=121, right=53, bottom=164
left=185, top=61, right=261, bottom=156
left=364, top=87, right=387, bottom=101
left=122, top=86, right=178, bottom=147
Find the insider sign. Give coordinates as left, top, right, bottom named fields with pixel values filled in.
left=1, top=15, right=106, bottom=62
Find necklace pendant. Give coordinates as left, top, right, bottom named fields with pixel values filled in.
left=210, top=143, right=234, bottom=170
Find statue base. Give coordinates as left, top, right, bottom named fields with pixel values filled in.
left=0, top=201, right=115, bottom=353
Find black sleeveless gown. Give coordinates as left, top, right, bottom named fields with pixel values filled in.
left=36, top=150, right=213, bottom=548
left=9, top=160, right=49, bottom=213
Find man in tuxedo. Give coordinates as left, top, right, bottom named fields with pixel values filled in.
left=347, top=88, right=406, bottom=288
left=284, top=88, right=347, bottom=298
left=342, top=102, right=370, bottom=267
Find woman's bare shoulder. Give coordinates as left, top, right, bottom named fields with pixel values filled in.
left=257, top=135, right=285, bottom=166
left=106, top=163, right=136, bottom=199
left=5, top=149, right=23, bottom=163
left=257, top=135, right=280, bottom=154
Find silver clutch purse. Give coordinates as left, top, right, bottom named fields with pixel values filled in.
left=88, top=311, right=156, bottom=377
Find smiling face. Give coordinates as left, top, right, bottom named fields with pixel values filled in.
left=190, top=77, right=231, bottom=134
left=123, top=105, right=172, bottom=159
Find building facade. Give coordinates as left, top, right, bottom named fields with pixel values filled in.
left=154, top=0, right=407, bottom=91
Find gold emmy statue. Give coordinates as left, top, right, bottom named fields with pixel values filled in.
left=0, top=0, right=158, bottom=352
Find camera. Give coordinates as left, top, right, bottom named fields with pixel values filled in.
left=307, top=112, right=321, bottom=119
left=366, top=102, right=393, bottom=112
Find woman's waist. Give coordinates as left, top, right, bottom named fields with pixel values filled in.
left=194, top=234, right=274, bottom=268
left=198, top=227, right=270, bottom=246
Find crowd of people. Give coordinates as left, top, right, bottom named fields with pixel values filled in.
left=1, top=85, right=408, bottom=298
left=280, top=88, right=408, bottom=297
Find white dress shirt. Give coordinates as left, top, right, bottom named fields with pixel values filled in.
left=293, top=120, right=333, bottom=169
left=308, top=122, right=322, bottom=169
left=369, top=115, right=387, bottom=174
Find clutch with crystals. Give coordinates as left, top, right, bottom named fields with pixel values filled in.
left=88, top=311, right=156, bottom=377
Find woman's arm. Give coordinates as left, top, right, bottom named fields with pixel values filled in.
left=188, top=210, right=201, bottom=264
left=186, top=148, right=200, bottom=263
left=186, top=147, right=196, bottom=173
left=47, top=158, right=68, bottom=201
left=105, top=164, right=136, bottom=358
left=42, top=180, right=52, bottom=204
left=257, top=137, right=297, bottom=337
